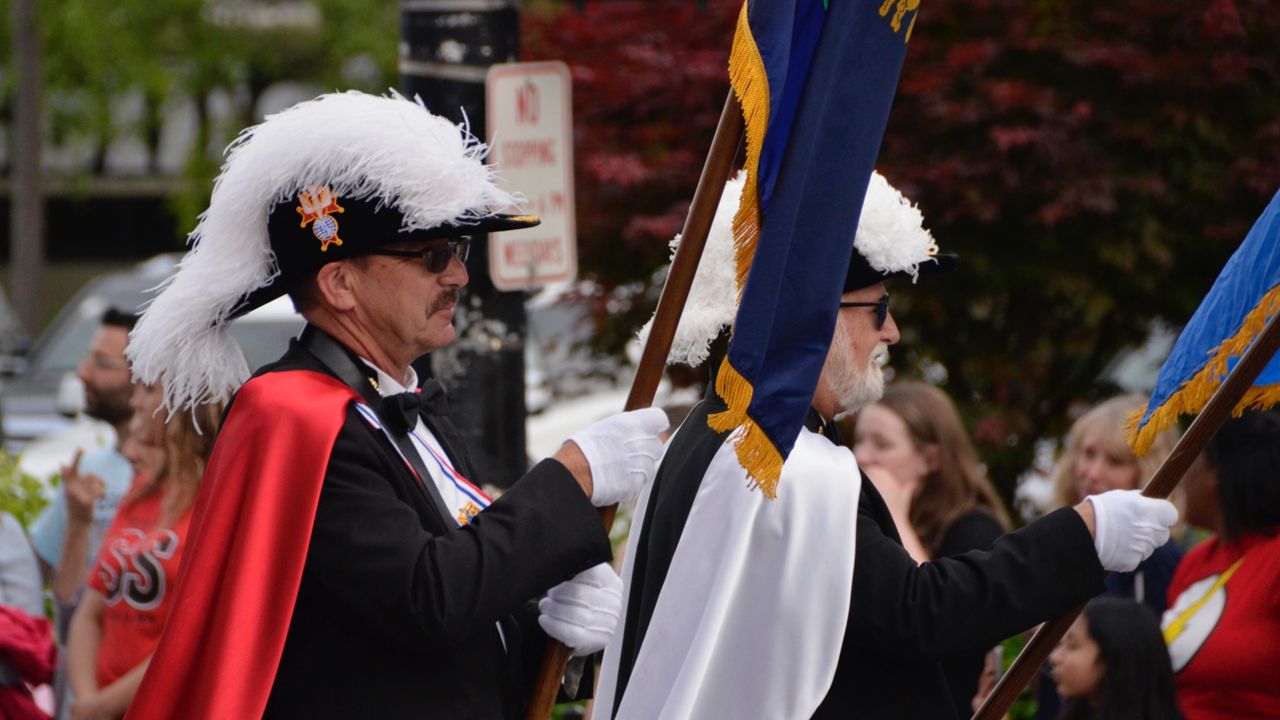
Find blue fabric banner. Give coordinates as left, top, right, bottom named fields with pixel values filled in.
left=711, top=0, right=916, bottom=495
left=1131, top=186, right=1280, bottom=454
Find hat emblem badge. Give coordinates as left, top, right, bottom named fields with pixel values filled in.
left=296, top=185, right=345, bottom=252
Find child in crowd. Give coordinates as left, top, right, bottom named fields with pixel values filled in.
left=1049, top=597, right=1182, bottom=720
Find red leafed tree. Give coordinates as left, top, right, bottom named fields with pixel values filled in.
left=525, top=0, right=1280, bottom=503
left=876, top=0, right=1280, bottom=497
left=522, top=0, right=738, bottom=354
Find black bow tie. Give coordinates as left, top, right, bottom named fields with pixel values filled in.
left=378, top=379, right=448, bottom=434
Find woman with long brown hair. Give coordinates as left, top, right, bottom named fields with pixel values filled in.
left=66, top=382, right=223, bottom=720
left=851, top=381, right=1012, bottom=718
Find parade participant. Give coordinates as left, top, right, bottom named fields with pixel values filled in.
left=597, top=172, right=1179, bottom=719
left=123, top=91, right=667, bottom=720
left=66, top=381, right=221, bottom=720
left=1163, top=411, right=1280, bottom=720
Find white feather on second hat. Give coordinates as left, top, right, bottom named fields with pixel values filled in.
left=638, top=170, right=942, bottom=367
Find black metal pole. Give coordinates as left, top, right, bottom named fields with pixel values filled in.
left=400, top=0, right=528, bottom=486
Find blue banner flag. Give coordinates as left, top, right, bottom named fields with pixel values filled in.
left=1129, top=187, right=1280, bottom=455
left=708, top=0, right=917, bottom=496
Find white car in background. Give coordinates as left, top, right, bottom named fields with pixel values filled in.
left=1, top=255, right=305, bottom=483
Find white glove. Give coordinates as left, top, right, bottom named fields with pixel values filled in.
left=538, top=563, right=624, bottom=657
left=1086, top=489, right=1179, bottom=572
left=568, top=407, right=669, bottom=506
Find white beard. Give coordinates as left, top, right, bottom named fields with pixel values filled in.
left=820, top=321, right=886, bottom=416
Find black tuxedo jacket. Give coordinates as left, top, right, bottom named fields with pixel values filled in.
left=811, top=479, right=1103, bottom=719
left=616, top=396, right=1104, bottom=720
left=259, top=328, right=612, bottom=719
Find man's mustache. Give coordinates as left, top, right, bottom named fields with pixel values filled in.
left=430, top=289, right=460, bottom=315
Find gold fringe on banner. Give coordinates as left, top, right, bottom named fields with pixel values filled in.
left=726, top=0, right=769, bottom=296
left=703, top=1, right=787, bottom=496
left=1127, top=283, right=1280, bottom=455
left=708, top=359, right=786, bottom=498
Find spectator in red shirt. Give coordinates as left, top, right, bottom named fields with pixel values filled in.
left=65, top=382, right=222, bottom=720
left=1163, top=411, right=1280, bottom=720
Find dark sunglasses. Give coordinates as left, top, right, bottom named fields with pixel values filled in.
left=839, top=294, right=890, bottom=330
left=370, top=238, right=471, bottom=273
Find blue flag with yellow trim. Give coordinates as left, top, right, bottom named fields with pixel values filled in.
left=1129, top=186, right=1280, bottom=455
left=708, top=0, right=917, bottom=496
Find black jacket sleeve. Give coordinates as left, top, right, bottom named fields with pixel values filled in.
left=936, top=508, right=1005, bottom=558
left=304, top=416, right=613, bottom=653
left=850, top=479, right=1105, bottom=659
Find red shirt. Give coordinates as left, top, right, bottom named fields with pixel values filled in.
left=88, top=480, right=193, bottom=688
left=1163, top=531, right=1280, bottom=720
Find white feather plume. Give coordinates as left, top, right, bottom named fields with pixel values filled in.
left=637, top=172, right=744, bottom=367
left=638, top=171, right=940, bottom=367
left=127, top=90, right=522, bottom=412
left=853, top=171, right=939, bottom=282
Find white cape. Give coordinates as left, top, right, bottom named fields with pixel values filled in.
left=596, top=427, right=861, bottom=719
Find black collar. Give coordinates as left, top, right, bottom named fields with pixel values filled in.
left=804, top=407, right=842, bottom=444
left=297, top=325, right=385, bottom=405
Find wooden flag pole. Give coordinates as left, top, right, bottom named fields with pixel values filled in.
left=522, top=90, right=744, bottom=720
left=974, top=308, right=1280, bottom=720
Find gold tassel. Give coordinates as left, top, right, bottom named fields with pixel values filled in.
left=707, top=360, right=785, bottom=499
left=708, top=359, right=752, bottom=432
left=708, top=5, right=787, bottom=498
left=727, top=0, right=770, bottom=297
left=733, top=419, right=786, bottom=499
left=1127, top=283, right=1280, bottom=455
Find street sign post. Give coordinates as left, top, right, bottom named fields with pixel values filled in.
left=485, top=61, right=577, bottom=290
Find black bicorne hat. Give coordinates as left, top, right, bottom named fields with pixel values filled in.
left=128, top=91, right=541, bottom=413
left=843, top=251, right=959, bottom=292
left=228, top=188, right=540, bottom=317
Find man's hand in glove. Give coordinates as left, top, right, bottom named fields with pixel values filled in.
left=555, top=407, right=669, bottom=506
left=1078, top=489, right=1179, bottom=572
left=538, top=563, right=624, bottom=657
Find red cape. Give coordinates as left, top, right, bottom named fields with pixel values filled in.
left=126, top=371, right=358, bottom=720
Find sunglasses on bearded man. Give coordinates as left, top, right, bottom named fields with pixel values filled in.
left=839, top=294, right=890, bottom=330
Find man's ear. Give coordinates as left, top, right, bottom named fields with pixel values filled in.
left=314, top=261, right=359, bottom=312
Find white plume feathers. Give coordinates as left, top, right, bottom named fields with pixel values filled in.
left=638, top=170, right=939, bottom=367
left=128, top=90, right=522, bottom=412
left=637, top=172, right=745, bottom=367
left=853, top=171, right=939, bottom=282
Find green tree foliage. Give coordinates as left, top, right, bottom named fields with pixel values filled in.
left=0, top=450, right=49, bottom=528
left=5, top=0, right=397, bottom=233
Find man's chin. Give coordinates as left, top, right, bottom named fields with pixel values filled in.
left=836, top=371, right=884, bottom=416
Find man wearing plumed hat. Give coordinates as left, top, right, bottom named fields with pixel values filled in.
left=123, top=91, right=667, bottom=719
left=595, top=173, right=1181, bottom=719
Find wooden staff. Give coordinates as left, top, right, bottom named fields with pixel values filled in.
left=522, top=89, right=744, bottom=720
left=973, top=308, right=1280, bottom=720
